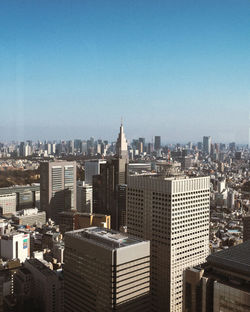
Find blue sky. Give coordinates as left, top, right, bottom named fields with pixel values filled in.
left=0, top=0, right=250, bottom=143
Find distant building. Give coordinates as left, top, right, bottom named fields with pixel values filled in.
left=12, top=208, right=46, bottom=226
left=154, top=136, right=161, bottom=150
left=184, top=241, right=250, bottom=312
left=1, top=232, right=30, bottom=263
left=58, top=211, right=111, bottom=234
left=0, top=185, right=40, bottom=210
left=227, top=190, right=235, bottom=210
left=93, top=123, right=128, bottom=230
left=203, top=136, right=211, bottom=155
left=235, top=151, right=242, bottom=160
left=58, top=210, right=77, bottom=234
left=0, top=193, right=16, bottom=216
left=77, top=181, right=92, bottom=213
left=64, top=227, right=151, bottom=312
left=84, top=159, right=106, bottom=185
left=75, top=213, right=110, bottom=230
left=40, top=161, right=77, bottom=222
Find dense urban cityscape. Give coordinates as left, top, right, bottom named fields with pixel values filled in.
left=0, top=124, right=249, bottom=311
left=1, top=0, right=250, bottom=311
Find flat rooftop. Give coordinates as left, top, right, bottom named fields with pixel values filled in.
left=0, top=185, right=40, bottom=195
left=67, top=227, right=145, bottom=249
left=207, top=240, right=250, bottom=275
left=26, top=259, right=55, bottom=277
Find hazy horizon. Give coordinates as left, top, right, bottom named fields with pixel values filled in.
left=1, top=0, right=250, bottom=144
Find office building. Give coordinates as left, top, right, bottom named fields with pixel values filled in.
left=93, top=123, right=128, bottom=230
left=0, top=193, right=16, bottom=215
left=154, top=136, right=161, bottom=150
left=1, top=232, right=30, bottom=263
left=12, top=208, right=46, bottom=226
left=77, top=181, right=93, bottom=213
left=184, top=240, right=250, bottom=312
left=84, top=159, right=106, bottom=185
left=24, top=259, right=63, bottom=312
left=40, top=161, right=77, bottom=222
left=58, top=211, right=111, bottom=233
left=64, top=227, right=151, bottom=312
left=75, top=213, right=111, bottom=230
left=203, top=136, right=211, bottom=155
left=0, top=184, right=40, bottom=210
left=127, top=166, right=210, bottom=312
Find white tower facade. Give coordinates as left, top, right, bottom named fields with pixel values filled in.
left=127, top=173, right=210, bottom=312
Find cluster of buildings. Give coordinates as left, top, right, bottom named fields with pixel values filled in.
left=0, top=125, right=249, bottom=311
left=0, top=159, right=39, bottom=171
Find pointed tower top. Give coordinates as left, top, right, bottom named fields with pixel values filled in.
left=116, top=122, right=128, bottom=160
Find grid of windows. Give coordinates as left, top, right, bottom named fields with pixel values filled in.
left=127, top=175, right=210, bottom=312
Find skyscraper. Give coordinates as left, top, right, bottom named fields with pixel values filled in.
left=64, top=227, right=151, bottom=312
left=93, top=123, right=128, bottom=230
left=84, top=159, right=107, bottom=185
left=203, top=136, right=212, bottom=155
left=154, top=136, right=161, bottom=150
left=40, top=161, right=77, bottom=222
left=127, top=165, right=210, bottom=312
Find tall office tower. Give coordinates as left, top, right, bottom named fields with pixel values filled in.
left=184, top=241, right=250, bottom=312
left=127, top=166, right=210, bottom=312
left=139, top=137, right=146, bottom=153
left=19, top=142, right=25, bottom=157
left=203, top=136, right=212, bottom=155
left=40, top=161, right=77, bottom=222
left=93, top=123, right=128, bottom=230
left=81, top=140, right=87, bottom=155
left=64, top=227, right=151, bottom=312
left=154, top=136, right=161, bottom=150
left=77, top=181, right=93, bottom=213
left=84, top=159, right=107, bottom=185
left=197, top=142, right=203, bottom=150
left=229, top=142, right=236, bottom=152
left=147, top=143, right=154, bottom=154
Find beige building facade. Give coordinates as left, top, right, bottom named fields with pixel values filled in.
left=127, top=174, right=210, bottom=312
left=64, top=227, right=151, bottom=312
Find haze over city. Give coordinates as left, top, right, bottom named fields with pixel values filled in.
left=1, top=0, right=250, bottom=143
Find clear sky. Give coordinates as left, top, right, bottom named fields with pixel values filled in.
left=0, top=0, right=250, bottom=143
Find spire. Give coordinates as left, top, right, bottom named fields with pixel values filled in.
left=116, top=122, right=128, bottom=159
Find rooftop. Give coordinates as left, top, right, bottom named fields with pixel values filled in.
left=207, top=240, right=250, bottom=275
left=67, top=227, right=145, bottom=249
left=26, top=259, right=55, bottom=277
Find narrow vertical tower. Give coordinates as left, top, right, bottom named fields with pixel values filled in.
left=116, top=122, right=128, bottom=160
left=93, top=123, right=129, bottom=230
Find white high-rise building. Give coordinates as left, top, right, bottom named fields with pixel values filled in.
left=77, top=181, right=93, bottom=213
left=40, top=161, right=77, bottom=221
left=1, top=232, right=30, bottom=263
left=127, top=168, right=210, bottom=312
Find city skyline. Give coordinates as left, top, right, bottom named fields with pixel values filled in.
left=1, top=0, right=250, bottom=143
